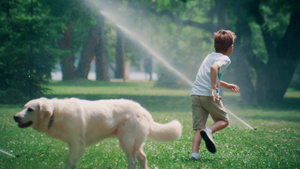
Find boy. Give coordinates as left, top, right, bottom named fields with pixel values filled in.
left=190, top=29, right=240, bottom=161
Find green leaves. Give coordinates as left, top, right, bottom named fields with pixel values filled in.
left=0, top=0, right=61, bottom=103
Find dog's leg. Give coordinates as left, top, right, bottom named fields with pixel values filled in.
left=133, top=131, right=148, bottom=169
left=121, top=143, right=136, bottom=169
left=65, top=139, right=85, bottom=169
left=136, top=147, right=147, bottom=169
left=118, top=136, right=136, bottom=169
left=126, top=152, right=136, bottom=169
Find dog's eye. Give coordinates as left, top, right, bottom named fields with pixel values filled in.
left=27, top=107, right=34, bottom=112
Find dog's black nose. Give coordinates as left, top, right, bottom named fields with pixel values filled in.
left=13, top=116, right=20, bottom=122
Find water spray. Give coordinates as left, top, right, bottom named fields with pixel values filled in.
left=225, top=108, right=257, bottom=130
left=97, top=6, right=256, bottom=130
left=100, top=10, right=193, bottom=87
left=0, top=149, right=19, bottom=158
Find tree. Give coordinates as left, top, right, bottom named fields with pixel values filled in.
left=76, top=23, right=101, bottom=79
left=229, top=0, right=300, bottom=103
left=49, top=0, right=111, bottom=81
left=47, top=0, right=78, bottom=80
left=59, top=22, right=76, bottom=81
left=124, top=0, right=300, bottom=104
left=0, top=0, right=61, bottom=103
left=115, top=28, right=125, bottom=79
left=95, top=14, right=109, bottom=81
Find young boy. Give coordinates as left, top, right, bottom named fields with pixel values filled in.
left=190, top=29, right=240, bottom=161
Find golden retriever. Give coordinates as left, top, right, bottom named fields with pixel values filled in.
left=13, top=97, right=182, bottom=169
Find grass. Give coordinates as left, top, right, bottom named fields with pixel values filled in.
left=1, top=80, right=299, bottom=169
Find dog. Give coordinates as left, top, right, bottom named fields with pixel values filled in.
left=13, top=97, right=182, bottom=169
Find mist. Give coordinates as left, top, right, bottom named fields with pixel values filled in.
left=84, top=0, right=211, bottom=85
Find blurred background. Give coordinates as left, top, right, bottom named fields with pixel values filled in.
left=0, top=0, right=299, bottom=104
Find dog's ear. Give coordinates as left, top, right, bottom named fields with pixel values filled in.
left=38, top=99, right=53, bottom=120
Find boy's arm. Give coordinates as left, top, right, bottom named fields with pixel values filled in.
left=220, top=81, right=240, bottom=92
left=210, top=64, right=219, bottom=103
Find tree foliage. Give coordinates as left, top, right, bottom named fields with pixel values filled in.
left=124, top=0, right=300, bottom=103
left=0, top=0, right=62, bottom=103
left=0, top=0, right=299, bottom=104
left=228, top=0, right=300, bottom=103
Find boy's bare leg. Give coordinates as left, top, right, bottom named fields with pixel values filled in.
left=192, top=120, right=228, bottom=151
left=192, top=129, right=202, bottom=153
left=199, top=120, right=228, bottom=154
left=209, top=120, right=229, bottom=133
left=192, top=121, right=228, bottom=157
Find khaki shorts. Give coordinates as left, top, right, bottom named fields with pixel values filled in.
left=191, top=95, right=229, bottom=130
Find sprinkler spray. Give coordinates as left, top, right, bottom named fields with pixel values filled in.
left=0, top=149, right=19, bottom=158
left=99, top=10, right=193, bottom=87
left=225, top=108, right=257, bottom=130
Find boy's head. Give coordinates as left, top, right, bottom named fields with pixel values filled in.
left=214, top=29, right=236, bottom=54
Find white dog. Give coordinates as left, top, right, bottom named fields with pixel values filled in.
left=13, top=97, right=182, bottom=169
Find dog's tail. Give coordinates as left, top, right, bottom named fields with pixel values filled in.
left=148, top=120, right=182, bottom=142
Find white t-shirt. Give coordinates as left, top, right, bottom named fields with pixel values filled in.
left=191, top=52, right=231, bottom=96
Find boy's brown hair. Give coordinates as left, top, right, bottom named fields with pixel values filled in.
left=214, top=29, right=236, bottom=52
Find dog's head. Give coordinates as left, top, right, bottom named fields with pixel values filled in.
left=14, top=98, right=54, bottom=132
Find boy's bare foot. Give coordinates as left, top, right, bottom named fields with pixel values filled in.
left=200, top=129, right=216, bottom=153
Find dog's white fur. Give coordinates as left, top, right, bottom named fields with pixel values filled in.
left=14, top=97, right=182, bottom=169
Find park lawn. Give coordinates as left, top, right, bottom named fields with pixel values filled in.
left=0, top=80, right=299, bottom=169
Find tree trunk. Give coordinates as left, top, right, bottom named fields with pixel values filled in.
left=215, top=0, right=229, bottom=29
left=256, top=11, right=300, bottom=103
left=59, top=22, right=76, bottom=81
left=115, top=29, right=125, bottom=79
left=95, top=14, right=109, bottom=81
left=230, top=0, right=257, bottom=104
left=76, top=24, right=101, bottom=79
left=231, top=45, right=257, bottom=104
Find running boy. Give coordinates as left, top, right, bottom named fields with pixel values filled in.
left=190, top=29, right=240, bottom=161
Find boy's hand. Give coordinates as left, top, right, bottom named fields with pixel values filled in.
left=211, top=89, right=222, bottom=103
left=227, top=84, right=240, bottom=92
left=211, top=88, right=217, bottom=103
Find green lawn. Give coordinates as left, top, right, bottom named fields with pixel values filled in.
left=1, top=80, right=299, bottom=169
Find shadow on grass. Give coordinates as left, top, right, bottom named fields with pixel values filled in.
left=231, top=97, right=300, bottom=111
left=263, top=98, right=300, bottom=111
left=45, top=93, right=191, bottom=113
left=170, top=155, right=216, bottom=164
left=233, top=97, right=300, bottom=123
left=246, top=115, right=300, bottom=123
